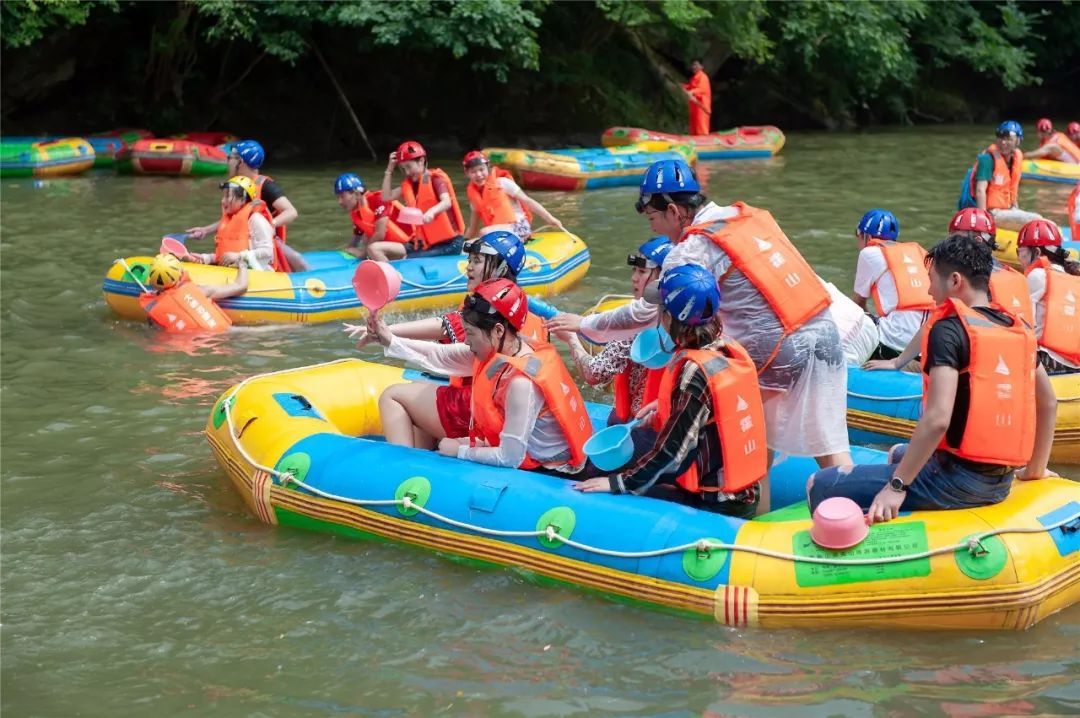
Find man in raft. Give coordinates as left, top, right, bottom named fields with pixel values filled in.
left=380, top=140, right=467, bottom=256
left=462, top=151, right=565, bottom=242
left=548, top=158, right=852, bottom=506
left=960, top=121, right=1043, bottom=232
left=333, top=172, right=414, bottom=261
left=187, top=139, right=309, bottom=271
left=1024, top=118, right=1080, bottom=165
left=683, top=59, right=712, bottom=136
left=809, top=234, right=1058, bottom=524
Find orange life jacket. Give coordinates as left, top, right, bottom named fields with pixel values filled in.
left=1043, top=132, right=1080, bottom=163
left=865, top=239, right=935, bottom=313
left=612, top=364, right=664, bottom=425
left=399, top=168, right=465, bottom=248
left=466, top=168, right=532, bottom=229
left=919, top=298, right=1036, bottom=466
left=968, top=144, right=1023, bottom=210
left=447, top=310, right=549, bottom=388
left=215, top=201, right=276, bottom=267
left=655, top=340, right=768, bottom=494
left=139, top=280, right=232, bottom=334
left=469, top=341, right=592, bottom=470
left=350, top=199, right=412, bottom=244
left=684, top=202, right=832, bottom=334
left=989, top=263, right=1034, bottom=326
left=1069, top=185, right=1079, bottom=241
left=1024, top=256, right=1080, bottom=363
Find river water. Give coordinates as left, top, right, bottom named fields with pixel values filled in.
left=2, top=127, right=1078, bottom=716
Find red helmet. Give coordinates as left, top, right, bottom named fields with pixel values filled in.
left=462, top=150, right=487, bottom=168
left=1036, top=117, right=1053, bottom=133
left=469, top=279, right=527, bottom=330
left=949, top=207, right=996, bottom=240
left=396, top=141, right=426, bottom=162
left=1068, top=121, right=1080, bottom=137
left=1016, top=219, right=1062, bottom=248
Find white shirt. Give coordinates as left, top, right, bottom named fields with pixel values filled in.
left=1027, top=264, right=1080, bottom=369
left=382, top=336, right=577, bottom=470
left=853, top=244, right=925, bottom=351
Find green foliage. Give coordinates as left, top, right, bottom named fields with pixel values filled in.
left=1, top=0, right=113, bottom=48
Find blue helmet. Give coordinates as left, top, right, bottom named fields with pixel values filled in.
left=655, top=264, right=720, bottom=326
left=996, top=120, right=1023, bottom=139
left=334, top=172, right=365, bottom=194
left=233, top=139, right=265, bottom=169
left=856, top=208, right=899, bottom=241
left=465, top=230, right=526, bottom=278
left=636, top=159, right=699, bottom=213
left=629, top=235, right=673, bottom=269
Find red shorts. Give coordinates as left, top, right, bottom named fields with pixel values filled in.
left=435, top=384, right=472, bottom=438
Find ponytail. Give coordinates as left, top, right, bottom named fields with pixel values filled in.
left=1043, top=245, right=1080, bottom=276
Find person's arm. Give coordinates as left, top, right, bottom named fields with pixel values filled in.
left=518, top=193, right=563, bottom=230
left=465, top=207, right=481, bottom=239
left=185, top=220, right=221, bottom=239
left=370, top=215, right=389, bottom=243
left=865, top=323, right=925, bottom=370
left=456, top=376, right=542, bottom=468
left=270, top=196, right=298, bottom=229
left=852, top=247, right=879, bottom=311
left=1019, top=365, right=1057, bottom=479
left=201, top=263, right=249, bottom=300
left=381, top=153, right=402, bottom=201
left=246, top=214, right=275, bottom=269
left=382, top=334, right=475, bottom=377
left=423, top=191, right=453, bottom=224
left=558, top=334, right=627, bottom=386
left=392, top=317, right=450, bottom=341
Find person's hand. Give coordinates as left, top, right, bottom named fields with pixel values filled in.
left=421, top=209, right=436, bottom=224
left=366, top=310, right=394, bottom=347
left=343, top=322, right=377, bottom=349
left=863, top=358, right=899, bottom=371
left=437, top=437, right=462, bottom=457
left=573, top=477, right=612, bottom=493
left=867, top=485, right=905, bottom=524
left=545, top=312, right=583, bottom=334
left=185, top=226, right=207, bottom=240
left=1015, top=466, right=1060, bottom=481
left=635, top=399, right=658, bottom=426
left=551, top=329, right=575, bottom=344
left=219, top=252, right=242, bottom=267
left=550, top=217, right=565, bottom=231
left=386, top=151, right=398, bottom=171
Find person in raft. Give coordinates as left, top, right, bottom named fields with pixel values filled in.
left=367, top=279, right=592, bottom=474
left=864, top=208, right=1033, bottom=371
left=959, top=121, right=1043, bottom=232
left=1069, top=122, right=1080, bottom=147
left=551, top=236, right=672, bottom=461
left=333, top=173, right=415, bottom=261
left=809, top=234, right=1058, bottom=523
left=346, top=230, right=548, bottom=442
left=380, top=140, right=467, bottom=257
left=462, top=151, right=565, bottom=243
left=140, top=253, right=236, bottom=333
left=574, top=264, right=769, bottom=517
left=683, top=59, right=711, bottom=136
left=1015, top=218, right=1080, bottom=375
left=187, top=139, right=309, bottom=271
left=1024, top=118, right=1080, bottom=165
left=547, top=159, right=851, bottom=478
left=851, top=208, right=934, bottom=360
left=187, top=176, right=276, bottom=271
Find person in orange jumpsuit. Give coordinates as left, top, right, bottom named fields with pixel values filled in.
left=683, top=59, right=712, bottom=136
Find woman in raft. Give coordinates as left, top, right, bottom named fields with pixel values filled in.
left=367, top=279, right=592, bottom=474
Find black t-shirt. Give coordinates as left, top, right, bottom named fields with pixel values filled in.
left=259, top=179, right=285, bottom=212
left=924, top=305, right=1014, bottom=448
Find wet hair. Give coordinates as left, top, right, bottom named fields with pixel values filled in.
left=642, top=191, right=708, bottom=214
left=924, top=233, right=992, bottom=293
left=668, top=310, right=721, bottom=349
left=1033, top=245, right=1080, bottom=276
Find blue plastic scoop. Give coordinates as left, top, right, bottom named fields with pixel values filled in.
left=630, top=326, right=674, bottom=369
left=583, top=418, right=641, bottom=471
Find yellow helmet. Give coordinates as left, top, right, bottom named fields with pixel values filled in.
left=220, top=175, right=257, bottom=200
left=148, top=253, right=184, bottom=290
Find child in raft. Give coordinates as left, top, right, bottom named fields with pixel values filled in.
left=188, top=176, right=276, bottom=271
left=461, top=151, right=565, bottom=242
left=345, top=230, right=548, bottom=442
left=550, top=236, right=672, bottom=461
left=366, top=279, right=592, bottom=474
left=1015, top=218, right=1080, bottom=375
left=573, top=264, right=769, bottom=519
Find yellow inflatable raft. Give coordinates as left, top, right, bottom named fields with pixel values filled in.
left=206, top=359, right=1080, bottom=630
left=484, top=141, right=696, bottom=191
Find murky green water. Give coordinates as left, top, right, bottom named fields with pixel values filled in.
left=2, top=127, right=1078, bottom=717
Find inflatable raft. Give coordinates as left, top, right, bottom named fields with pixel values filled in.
left=205, top=358, right=1080, bottom=630
left=602, top=126, right=785, bottom=160
left=1022, top=159, right=1080, bottom=185
left=119, top=139, right=229, bottom=176
left=0, top=137, right=95, bottom=178
left=170, top=131, right=237, bottom=147
left=104, top=230, right=590, bottom=326
left=847, top=366, right=1080, bottom=464
left=993, top=226, right=1077, bottom=269
left=484, top=141, right=696, bottom=191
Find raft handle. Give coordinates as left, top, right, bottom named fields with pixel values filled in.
left=1062, top=518, right=1080, bottom=534
left=966, top=538, right=989, bottom=557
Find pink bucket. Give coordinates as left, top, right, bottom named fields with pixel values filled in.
left=810, top=497, right=869, bottom=550
left=352, top=260, right=402, bottom=310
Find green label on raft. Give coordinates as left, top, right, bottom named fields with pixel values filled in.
left=793, top=521, right=931, bottom=588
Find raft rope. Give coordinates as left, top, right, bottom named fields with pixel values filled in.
left=114, top=258, right=151, bottom=294
left=218, top=362, right=1080, bottom=568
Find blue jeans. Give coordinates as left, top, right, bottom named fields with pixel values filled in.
left=807, top=445, right=1013, bottom=513
left=405, top=235, right=465, bottom=258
